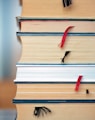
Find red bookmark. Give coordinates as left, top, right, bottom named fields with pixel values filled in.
left=75, top=75, right=83, bottom=91
left=59, top=26, right=74, bottom=48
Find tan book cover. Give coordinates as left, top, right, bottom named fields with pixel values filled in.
left=21, top=0, right=95, bottom=18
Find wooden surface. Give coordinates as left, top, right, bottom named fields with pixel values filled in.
left=19, top=36, right=95, bottom=63
left=21, top=0, right=95, bottom=18
left=16, top=104, right=95, bottom=120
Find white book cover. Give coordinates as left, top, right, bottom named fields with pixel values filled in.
left=14, top=64, right=95, bottom=83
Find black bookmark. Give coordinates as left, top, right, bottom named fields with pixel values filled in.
left=62, top=0, right=72, bottom=7
left=86, top=89, right=89, bottom=94
left=61, top=51, right=71, bottom=63
left=34, top=107, right=51, bottom=117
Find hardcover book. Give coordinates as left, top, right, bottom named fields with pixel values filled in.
left=17, top=32, right=95, bottom=64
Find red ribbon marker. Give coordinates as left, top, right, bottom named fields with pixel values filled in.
left=75, top=75, right=83, bottom=91
left=59, top=26, right=74, bottom=48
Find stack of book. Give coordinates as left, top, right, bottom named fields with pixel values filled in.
left=16, top=18, right=95, bottom=64
left=13, top=0, right=95, bottom=120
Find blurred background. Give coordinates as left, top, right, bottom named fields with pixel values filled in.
left=0, top=0, right=21, bottom=79
left=0, top=0, right=21, bottom=119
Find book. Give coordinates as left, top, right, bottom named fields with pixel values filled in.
left=14, top=64, right=95, bottom=116
left=17, top=32, right=95, bottom=64
left=15, top=64, right=95, bottom=83
left=14, top=1, right=95, bottom=120
left=14, top=83, right=95, bottom=100
left=12, top=103, right=95, bottom=120
left=14, top=66, right=95, bottom=119
left=17, top=17, right=95, bottom=33
left=14, top=64, right=95, bottom=119
left=21, top=0, right=95, bottom=18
